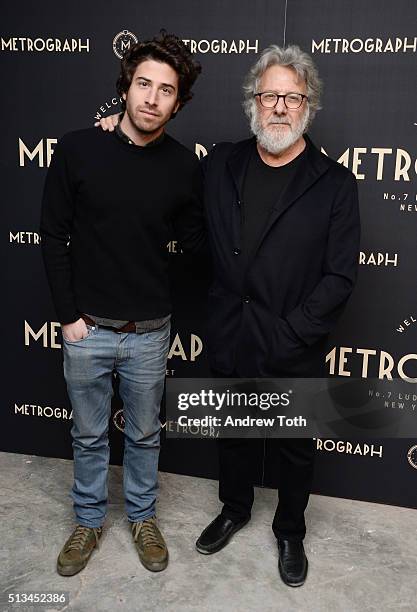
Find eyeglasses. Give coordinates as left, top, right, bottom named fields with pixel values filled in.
left=254, top=92, right=309, bottom=110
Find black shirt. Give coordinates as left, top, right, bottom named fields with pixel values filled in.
left=40, top=127, right=205, bottom=324
left=242, top=144, right=306, bottom=265
left=86, top=123, right=169, bottom=331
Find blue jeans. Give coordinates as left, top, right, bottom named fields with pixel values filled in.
left=63, top=321, right=170, bottom=528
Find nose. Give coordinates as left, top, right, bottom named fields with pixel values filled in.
left=274, top=96, right=287, bottom=114
left=145, top=87, right=158, bottom=107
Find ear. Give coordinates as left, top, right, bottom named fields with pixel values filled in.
left=122, top=92, right=126, bottom=101
left=173, top=99, right=180, bottom=115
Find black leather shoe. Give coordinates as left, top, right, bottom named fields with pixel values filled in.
left=277, top=539, right=308, bottom=587
left=196, top=514, right=250, bottom=554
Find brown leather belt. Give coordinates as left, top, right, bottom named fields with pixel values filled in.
left=81, top=314, right=136, bottom=333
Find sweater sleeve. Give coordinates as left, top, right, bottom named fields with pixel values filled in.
left=172, top=159, right=207, bottom=255
left=40, top=136, right=80, bottom=324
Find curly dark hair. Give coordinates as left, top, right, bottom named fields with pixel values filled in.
left=116, top=30, right=201, bottom=114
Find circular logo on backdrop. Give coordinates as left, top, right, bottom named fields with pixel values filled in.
left=113, top=409, right=125, bottom=432
left=407, top=445, right=417, bottom=469
left=113, top=30, right=138, bottom=59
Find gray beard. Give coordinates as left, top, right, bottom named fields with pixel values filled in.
left=250, top=107, right=309, bottom=154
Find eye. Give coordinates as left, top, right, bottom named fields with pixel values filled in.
left=161, top=87, right=173, bottom=96
left=138, top=80, right=149, bottom=88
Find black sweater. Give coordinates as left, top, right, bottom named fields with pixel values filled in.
left=40, top=128, right=205, bottom=324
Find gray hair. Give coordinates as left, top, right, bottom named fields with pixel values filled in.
left=242, top=44, right=322, bottom=129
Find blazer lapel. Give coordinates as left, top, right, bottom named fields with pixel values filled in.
left=226, top=137, right=255, bottom=201
left=249, top=135, right=331, bottom=262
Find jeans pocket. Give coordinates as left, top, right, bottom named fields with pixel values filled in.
left=144, top=320, right=171, bottom=342
left=62, top=324, right=95, bottom=344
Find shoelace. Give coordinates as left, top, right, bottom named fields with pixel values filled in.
left=132, top=519, right=163, bottom=548
left=66, top=526, right=101, bottom=551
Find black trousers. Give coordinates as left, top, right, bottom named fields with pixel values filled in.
left=218, top=437, right=315, bottom=541
left=212, top=370, right=315, bottom=541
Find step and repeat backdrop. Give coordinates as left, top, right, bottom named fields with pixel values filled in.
left=2, top=0, right=416, bottom=508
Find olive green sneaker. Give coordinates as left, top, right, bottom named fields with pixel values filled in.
left=57, top=525, right=102, bottom=576
left=131, top=517, right=168, bottom=572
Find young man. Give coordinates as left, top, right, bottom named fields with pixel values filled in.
left=40, top=32, right=204, bottom=576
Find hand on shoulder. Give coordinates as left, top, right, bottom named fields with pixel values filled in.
left=94, top=113, right=121, bottom=132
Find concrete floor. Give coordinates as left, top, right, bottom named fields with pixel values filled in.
left=0, top=451, right=416, bottom=612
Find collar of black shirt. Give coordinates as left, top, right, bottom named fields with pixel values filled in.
left=115, top=115, right=165, bottom=148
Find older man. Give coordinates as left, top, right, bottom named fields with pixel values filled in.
left=195, top=45, right=360, bottom=587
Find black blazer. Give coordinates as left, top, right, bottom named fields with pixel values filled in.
left=203, top=135, right=360, bottom=377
